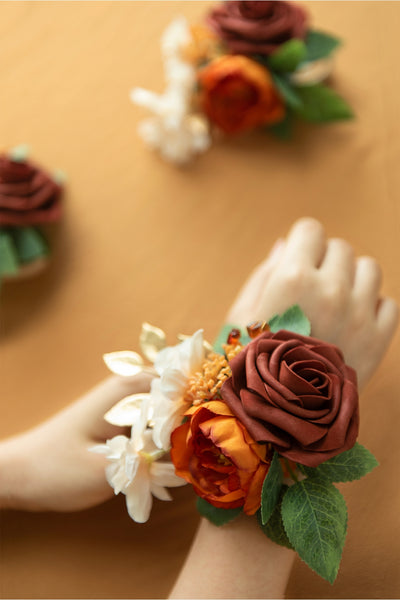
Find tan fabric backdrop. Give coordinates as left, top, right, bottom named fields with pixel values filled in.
left=1, top=2, right=399, bottom=598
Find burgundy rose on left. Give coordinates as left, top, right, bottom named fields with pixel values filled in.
left=0, top=155, right=63, bottom=226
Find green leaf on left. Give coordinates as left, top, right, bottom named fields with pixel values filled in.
left=10, top=227, right=49, bottom=263
left=293, top=84, right=354, bottom=123
left=0, top=229, right=19, bottom=276
left=268, top=39, right=307, bottom=72
left=282, top=478, right=347, bottom=584
left=304, top=30, right=341, bottom=62
left=260, top=451, right=283, bottom=525
left=258, top=485, right=293, bottom=549
left=196, top=497, right=242, bottom=526
left=269, top=305, right=311, bottom=336
left=303, top=443, right=379, bottom=483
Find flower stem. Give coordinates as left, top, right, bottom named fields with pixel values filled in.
left=284, top=458, right=299, bottom=483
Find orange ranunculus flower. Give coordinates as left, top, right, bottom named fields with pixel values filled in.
left=170, top=400, right=271, bottom=515
left=198, top=55, right=285, bottom=135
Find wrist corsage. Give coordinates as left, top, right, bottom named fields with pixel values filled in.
left=0, top=145, right=65, bottom=281
left=93, top=307, right=377, bottom=584
left=131, top=1, right=353, bottom=165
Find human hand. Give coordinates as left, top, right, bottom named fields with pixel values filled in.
left=226, top=218, right=398, bottom=389
left=0, top=373, right=152, bottom=512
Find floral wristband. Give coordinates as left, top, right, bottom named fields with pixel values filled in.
left=130, top=1, right=353, bottom=165
left=92, top=306, right=378, bottom=584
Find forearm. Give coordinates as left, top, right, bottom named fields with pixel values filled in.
left=0, top=435, right=27, bottom=510
left=169, top=515, right=294, bottom=599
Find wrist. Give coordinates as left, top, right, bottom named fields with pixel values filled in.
left=0, top=435, right=29, bottom=510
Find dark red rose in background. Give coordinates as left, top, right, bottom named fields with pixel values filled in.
left=207, top=1, right=308, bottom=56
left=0, top=156, right=62, bottom=226
left=220, top=330, right=359, bottom=467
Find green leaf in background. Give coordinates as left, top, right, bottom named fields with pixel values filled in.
left=10, top=227, right=49, bottom=263
left=0, top=229, right=19, bottom=276
left=303, top=443, right=379, bottom=483
left=196, top=497, right=242, bottom=526
left=213, top=323, right=251, bottom=355
left=268, top=39, right=307, bottom=72
left=305, top=30, right=341, bottom=62
left=272, top=73, right=303, bottom=110
left=282, top=478, right=347, bottom=584
left=258, top=485, right=293, bottom=549
left=268, top=304, right=311, bottom=336
left=293, top=84, right=354, bottom=123
left=268, top=111, right=294, bottom=140
left=261, top=451, right=283, bottom=525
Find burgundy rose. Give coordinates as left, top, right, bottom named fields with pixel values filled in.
left=207, top=1, right=308, bottom=56
left=0, top=156, right=62, bottom=226
left=220, top=330, right=359, bottom=467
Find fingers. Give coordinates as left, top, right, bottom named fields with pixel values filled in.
left=377, top=296, right=399, bottom=334
left=352, top=257, right=382, bottom=310
left=319, top=238, right=355, bottom=285
left=225, top=239, right=285, bottom=324
left=281, top=218, right=327, bottom=268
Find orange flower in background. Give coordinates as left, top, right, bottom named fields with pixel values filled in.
left=170, top=400, right=270, bottom=515
left=198, top=55, right=285, bottom=134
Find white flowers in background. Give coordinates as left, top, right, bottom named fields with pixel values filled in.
left=130, top=17, right=211, bottom=165
left=93, top=325, right=207, bottom=522
left=91, top=430, right=185, bottom=523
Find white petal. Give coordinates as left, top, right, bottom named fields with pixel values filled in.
left=139, top=322, right=167, bottom=363
left=125, top=461, right=152, bottom=523
left=150, top=482, right=172, bottom=501
left=152, top=398, right=187, bottom=451
left=92, top=435, right=129, bottom=458
left=124, top=451, right=140, bottom=484
left=141, top=428, right=160, bottom=455
left=104, top=394, right=151, bottom=426
left=160, top=368, right=187, bottom=399
left=185, top=329, right=205, bottom=375
left=131, top=396, right=153, bottom=452
left=106, top=463, right=126, bottom=495
left=89, top=444, right=109, bottom=455
left=103, top=351, right=144, bottom=377
left=151, top=461, right=187, bottom=488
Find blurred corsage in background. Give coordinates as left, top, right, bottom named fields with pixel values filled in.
left=131, top=0, right=353, bottom=165
left=0, top=146, right=64, bottom=282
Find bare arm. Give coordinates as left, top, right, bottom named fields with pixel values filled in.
left=0, top=373, right=152, bottom=511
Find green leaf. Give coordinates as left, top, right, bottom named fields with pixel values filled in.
left=268, top=304, right=311, bottom=336
left=268, top=39, right=307, bottom=72
left=272, top=73, right=303, bottom=110
left=305, top=30, right=341, bottom=62
left=293, top=84, right=354, bottom=123
left=0, top=229, right=19, bottom=276
left=303, top=443, right=379, bottom=483
left=213, top=323, right=251, bottom=355
left=261, top=451, right=283, bottom=525
left=10, top=227, right=49, bottom=263
left=196, top=497, right=242, bottom=526
left=282, top=478, right=347, bottom=584
left=258, top=485, right=293, bottom=549
left=268, top=111, right=293, bottom=140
